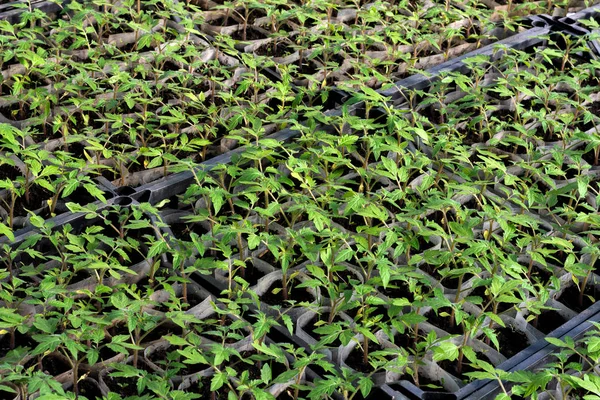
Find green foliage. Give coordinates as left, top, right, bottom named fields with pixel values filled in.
left=1, top=0, right=600, bottom=399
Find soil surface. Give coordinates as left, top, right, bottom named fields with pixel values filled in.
left=558, top=284, right=598, bottom=313
left=495, top=327, right=529, bottom=358
left=424, top=307, right=463, bottom=335
left=531, top=309, right=567, bottom=334
left=260, top=279, right=315, bottom=305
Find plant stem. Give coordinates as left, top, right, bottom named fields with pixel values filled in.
left=282, top=272, right=289, bottom=301
left=363, top=333, right=369, bottom=366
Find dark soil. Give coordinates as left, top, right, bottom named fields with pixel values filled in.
left=260, top=279, right=315, bottom=306
left=496, top=139, right=531, bottom=155
left=424, top=307, right=463, bottom=335
left=392, top=331, right=419, bottom=352
left=100, top=155, right=148, bottom=183
left=557, top=284, right=598, bottom=313
left=0, top=164, right=21, bottom=181
left=331, top=268, right=361, bottom=286
left=254, top=40, right=294, bottom=57
left=64, top=184, right=102, bottom=206
left=345, top=304, right=387, bottom=322
left=238, top=350, right=288, bottom=377
left=577, top=101, right=600, bottom=133
left=227, top=262, right=265, bottom=287
left=231, top=26, right=267, bottom=41
left=344, top=342, right=380, bottom=373
left=440, top=273, right=474, bottom=291
left=458, top=125, right=485, bottom=145
left=168, top=221, right=210, bottom=241
left=69, top=378, right=103, bottom=399
left=493, top=0, right=529, bottom=5
left=418, top=104, right=445, bottom=124
left=528, top=265, right=553, bottom=285
left=495, top=327, right=529, bottom=359
left=276, top=388, right=312, bottom=400
left=582, top=147, right=600, bottom=166
left=0, top=331, right=35, bottom=358
left=380, top=280, right=415, bottom=303
left=104, top=374, right=148, bottom=397
left=531, top=309, right=568, bottom=334
left=106, top=322, right=183, bottom=347
left=256, top=247, right=281, bottom=267
left=98, top=346, right=120, bottom=363
left=41, top=353, right=71, bottom=376
left=149, top=346, right=207, bottom=377
left=145, top=323, right=184, bottom=344
left=0, top=386, right=18, bottom=400
left=13, top=184, right=52, bottom=218
left=296, top=60, right=319, bottom=76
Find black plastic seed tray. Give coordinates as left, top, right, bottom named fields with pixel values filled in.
left=0, top=0, right=67, bottom=23
left=374, top=301, right=600, bottom=400
left=106, top=5, right=600, bottom=207
left=460, top=300, right=600, bottom=399
left=2, top=5, right=600, bottom=399
left=379, top=5, right=600, bottom=103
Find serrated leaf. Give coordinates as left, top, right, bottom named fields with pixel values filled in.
left=432, top=341, right=459, bottom=362
left=0, top=222, right=14, bottom=241
left=164, top=335, right=189, bottom=346
left=211, top=371, right=227, bottom=391
left=29, top=214, right=45, bottom=228
left=546, top=337, right=568, bottom=348
left=487, top=313, right=505, bottom=328
left=0, top=385, right=16, bottom=394
left=587, top=336, right=600, bottom=353
left=281, top=314, right=293, bottom=336
left=359, top=376, right=374, bottom=398
left=261, top=363, right=272, bottom=383
left=87, top=348, right=99, bottom=366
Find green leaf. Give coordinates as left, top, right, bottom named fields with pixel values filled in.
left=356, top=327, right=379, bottom=345
left=359, top=376, right=374, bottom=398
left=255, top=390, right=276, bottom=400
left=87, top=348, right=99, bottom=366
left=486, top=313, right=505, bottom=328
left=0, top=223, right=14, bottom=242
left=432, top=341, right=459, bottom=362
left=110, top=291, right=129, bottom=310
left=209, top=189, right=225, bottom=215
left=545, top=337, right=568, bottom=348
left=578, top=177, right=589, bottom=198
left=37, top=395, right=70, bottom=400
left=261, top=363, right=272, bottom=383
left=62, top=180, right=79, bottom=197
left=211, top=371, right=227, bottom=391
left=0, top=385, right=16, bottom=394
left=29, top=214, right=45, bottom=228
left=281, top=314, right=294, bottom=336
left=570, top=374, right=600, bottom=395
left=164, top=335, right=189, bottom=346
left=147, top=240, right=168, bottom=258
left=177, top=347, right=208, bottom=365
left=587, top=336, right=600, bottom=353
